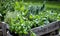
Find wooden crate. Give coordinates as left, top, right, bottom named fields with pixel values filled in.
left=0, top=21, right=60, bottom=36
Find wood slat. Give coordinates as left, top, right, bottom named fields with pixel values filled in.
left=0, top=22, right=7, bottom=36
left=31, top=21, right=60, bottom=36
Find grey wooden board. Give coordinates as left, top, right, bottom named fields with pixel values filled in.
left=31, top=21, right=60, bottom=36
left=0, top=22, right=7, bottom=36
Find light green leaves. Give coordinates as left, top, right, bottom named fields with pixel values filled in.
left=4, top=1, right=60, bottom=36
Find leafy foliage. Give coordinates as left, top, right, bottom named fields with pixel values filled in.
left=0, top=0, right=60, bottom=36
left=0, top=0, right=16, bottom=21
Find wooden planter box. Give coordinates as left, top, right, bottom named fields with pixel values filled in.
left=0, top=21, right=60, bottom=36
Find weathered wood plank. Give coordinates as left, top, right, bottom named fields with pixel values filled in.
left=31, top=21, right=60, bottom=36
left=0, top=22, right=7, bottom=36
left=2, top=24, right=7, bottom=36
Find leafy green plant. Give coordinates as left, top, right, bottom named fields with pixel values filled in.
left=0, top=0, right=16, bottom=21
left=4, top=1, right=60, bottom=36
left=5, top=11, right=31, bottom=35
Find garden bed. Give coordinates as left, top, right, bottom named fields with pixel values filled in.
left=0, top=0, right=60, bottom=36
left=0, top=21, right=60, bottom=36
